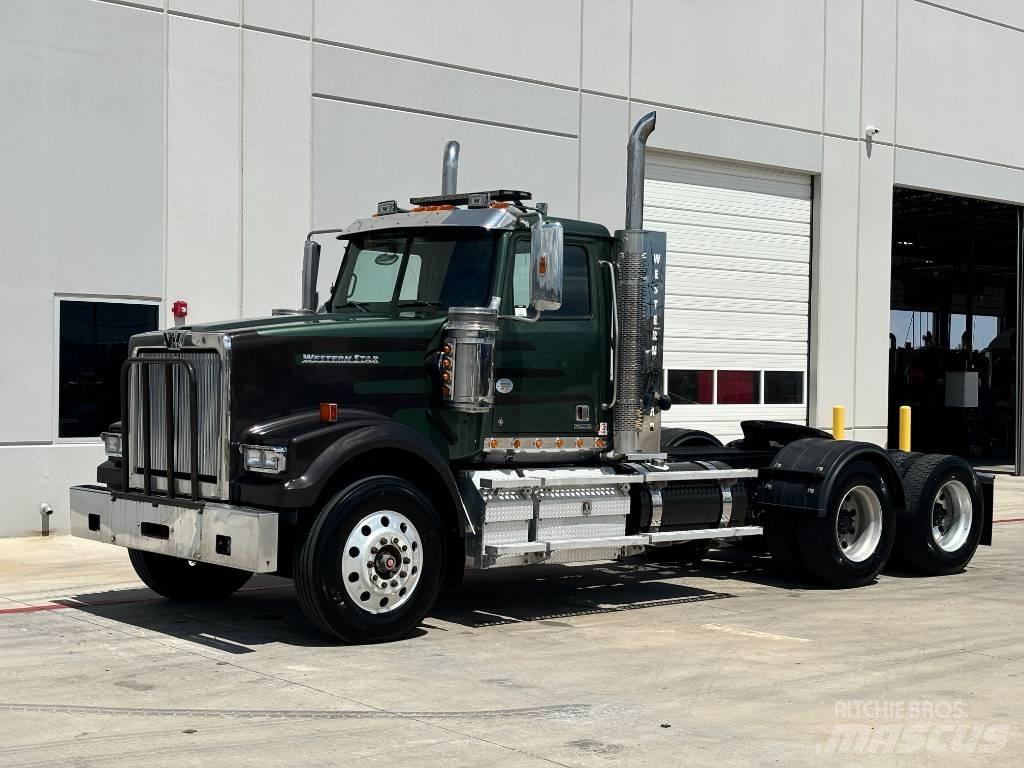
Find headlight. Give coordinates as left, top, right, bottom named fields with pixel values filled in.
left=101, top=432, right=122, bottom=457
left=239, top=444, right=287, bottom=474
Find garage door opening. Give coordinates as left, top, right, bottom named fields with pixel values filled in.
left=889, top=189, right=1020, bottom=468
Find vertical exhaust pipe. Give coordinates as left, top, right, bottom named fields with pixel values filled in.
left=625, top=112, right=656, bottom=230
left=442, top=140, right=460, bottom=195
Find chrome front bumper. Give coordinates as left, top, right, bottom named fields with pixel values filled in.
left=69, top=485, right=278, bottom=573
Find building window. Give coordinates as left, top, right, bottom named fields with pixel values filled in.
left=58, top=299, right=159, bottom=438
left=667, top=370, right=713, bottom=404
left=717, top=370, right=760, bottom=404
left=764, top=371, right=804, bottom=404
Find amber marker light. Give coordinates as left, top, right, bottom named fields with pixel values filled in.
left=441, top=357, right=452, bottom=369
left=575, top=438, right=585, bottom=449
left=441, top=342, right=453, bottom=355
left=442, top=371, right=451, bottom=382
left=489, top=438, right=499, bottom=449
left=534, top=438, right=544, bottom=449
left=595, top=438, right=606, bottom=449
left=512, top=439, right=522, bottom=449
left=555, top=438, right=564, bottom=449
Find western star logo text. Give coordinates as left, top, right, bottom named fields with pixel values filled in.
left=297, top=353, right=380, bottom=365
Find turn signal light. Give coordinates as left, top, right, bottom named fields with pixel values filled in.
left=512, top=439, right=522, bottom=449
left=319, top=402, right=338, bottom=423
left=595, top=438, right=606, bottom=449
left=555, top=438, right=564, bottom=449
left=534, top=438, right=544, bottom=449
left=441, top=342, right=453, bottom=355
left=575, top=438, right=585, bottom=449
left=489, top=438, right=499, bottom=449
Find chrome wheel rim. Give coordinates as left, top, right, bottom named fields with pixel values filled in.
left=342, top=510, right=422, bottom=614
left=931, top=479, right=973, bottom=553
left=834, top=485, right=883, bottom=563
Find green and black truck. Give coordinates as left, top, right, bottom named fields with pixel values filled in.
left=70, top=113, right=994, bottom=643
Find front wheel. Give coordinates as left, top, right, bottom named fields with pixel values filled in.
left=294, top=476, right=444, bottom=644
left=796, top=461, right=896, bottom=587
left=128, top=549, right=252, bottom=601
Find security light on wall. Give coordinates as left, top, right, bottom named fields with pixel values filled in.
left=865, top=125, right=880, bottom=139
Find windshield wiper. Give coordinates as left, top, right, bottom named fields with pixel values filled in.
left=336, top=301, right=370, bottom=313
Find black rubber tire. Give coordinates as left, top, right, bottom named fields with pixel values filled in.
left=796, top=461, right=897, bottom=587
left=643, top=539, right=714, bottom=564
left=890, top=450, right=922, bottom=471
left=128, top=549, right=252, bottom=601
left=895, top=454, right=984, bottom=575
left=294, top=476, right=444, bottom=644
left=764, top=512, right=806, bottom=578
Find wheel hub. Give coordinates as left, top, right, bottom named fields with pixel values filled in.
left=833, top=485, right=883, bottom=563
left=342, top=510, right=422, bottom=614
left=930, top=479, right=973, bottom=553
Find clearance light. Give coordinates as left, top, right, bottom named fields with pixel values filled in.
left=240, top=445, right=288, bottom=474
left=442, top=371, right=452, bottom=382
left=441, top=384, right=452, bottom=398
left=441, top=343, right=453, bottom=355
left=320, top=402, right=338, bottom=423
left=595, top=438, right=606, bottom=449
left=512, top=439, right=522, bottom=450
left=575, top=438, right=585, bottom=449
left=555, top=438, right=565, bottom=449
left=441, top=357, right=452, bottom=370
left=101, top=432, right=122, bottom=457
left=488, top=438, right=499, bottom=449
left=534, top=438, right=544, bottom=449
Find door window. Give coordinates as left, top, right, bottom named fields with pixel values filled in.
left=511, top=241, right=591, bottom=318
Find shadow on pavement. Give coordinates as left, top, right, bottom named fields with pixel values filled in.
left=61, top=544, right=842, bottom=648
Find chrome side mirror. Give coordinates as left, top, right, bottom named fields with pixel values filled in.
left=529, top=218, right=563, bottom=311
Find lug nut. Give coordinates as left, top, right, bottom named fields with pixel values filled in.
left=403, top=557, right=410, bottom=564
left=392, top=537, right=399, bottom=545
left=371, top=574, right=378, bottom=581
left=370, top=546, right=378, bottom=554
left=390, top=581, right=398, bottom=588
left=380, top=538, right=388, bottom=546
left=401, top=544, right=408, bottom=551
left=399, top=571, right=407, bottom=578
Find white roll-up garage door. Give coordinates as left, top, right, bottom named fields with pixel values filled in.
left=644, top=153, right=812, bottom=443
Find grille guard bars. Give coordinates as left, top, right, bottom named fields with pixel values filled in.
left=119, top=356, right=202, bottom=504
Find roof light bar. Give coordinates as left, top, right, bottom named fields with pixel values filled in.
left=408, top=189, right=532, bottom=208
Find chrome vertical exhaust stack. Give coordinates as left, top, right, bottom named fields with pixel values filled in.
left=612, top=111, right=667, bottom=459
left=442, top=140, right=460, bottom=195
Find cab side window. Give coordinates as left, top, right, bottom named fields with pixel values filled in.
left=511, top=241, right=591, bottom=318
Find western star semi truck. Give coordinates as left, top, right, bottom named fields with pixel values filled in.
left=69, top=114, right=994, bottom=643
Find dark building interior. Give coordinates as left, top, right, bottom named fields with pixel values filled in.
left=889, top=188, right=1020, bottom=464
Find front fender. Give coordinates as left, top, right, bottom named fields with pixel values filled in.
left=234, top=409, right=472, bottom=535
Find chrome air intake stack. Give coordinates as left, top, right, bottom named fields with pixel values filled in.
left=611, top=112, right=667, bottom=459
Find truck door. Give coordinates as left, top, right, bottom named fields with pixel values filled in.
left=491, top=235, right=609, bottom=439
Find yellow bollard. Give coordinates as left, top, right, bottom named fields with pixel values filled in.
left=899, top=405, right=911, bottom=452
left=832, top=405, right=845, bottom=440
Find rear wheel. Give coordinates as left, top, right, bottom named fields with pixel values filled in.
left=295, top=476, right=443, bottom=644
left=128, top=549, right=252, bottom=601
left=796, top=461, right=896, bottom=587
left=895, top=455, right=983, bottom=575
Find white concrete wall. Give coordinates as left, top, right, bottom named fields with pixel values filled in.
left=2, top=0, right=1023, bottom=534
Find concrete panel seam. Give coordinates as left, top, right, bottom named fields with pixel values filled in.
left=895, top=143, right=1024, bottom=174
left=912, top=0, right=1024, bottom=35
left=631, top=98, right=825, bottom=138
left=312, top=37, right=579, bottom=93
left=311, top=93, right=579, bottom=140
left=87, top=0, right=163, bottom=15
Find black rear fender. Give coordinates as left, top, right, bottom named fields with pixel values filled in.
left=759, top=438, right=905, bottom=518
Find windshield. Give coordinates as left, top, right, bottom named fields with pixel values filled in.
left=330, top=231, right=496, bottom=313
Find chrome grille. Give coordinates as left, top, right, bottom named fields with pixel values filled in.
left=131, top=350, right=223, bottom=483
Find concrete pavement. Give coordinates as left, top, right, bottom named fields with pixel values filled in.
left=0, top=481, right=1023, bottom=767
